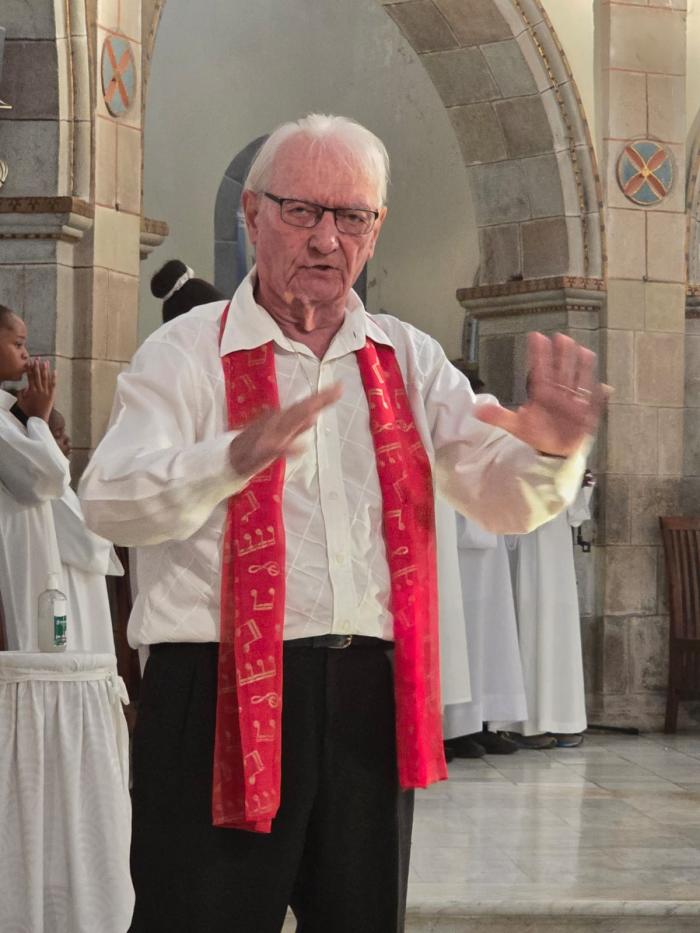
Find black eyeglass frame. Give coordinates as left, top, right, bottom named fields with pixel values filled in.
left=263, top=192, right=380, bottom=236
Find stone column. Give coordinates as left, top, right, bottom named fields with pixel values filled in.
left=0, top=1, right=145, bottom=479
left=0, top=2, right=93, bottom=444
left=594, top=0, right=687, bottom=727
left=71, top=0, right=143, bottom=475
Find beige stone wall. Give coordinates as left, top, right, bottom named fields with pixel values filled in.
left=594, top=0, right=687, bottom=728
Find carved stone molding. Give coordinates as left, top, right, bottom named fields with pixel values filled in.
left=0, top=196, right=93, bottom=241
left=458, top=276, right=605, bottom=319
left=139, top=215, right=169, bottom=260
left=457, top=276, right=604, bottom=404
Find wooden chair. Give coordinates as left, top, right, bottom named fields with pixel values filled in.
left=659, top=517, right=700, bottom=733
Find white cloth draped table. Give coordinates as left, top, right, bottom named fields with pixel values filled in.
left=0, top=651, right=134, bottom=933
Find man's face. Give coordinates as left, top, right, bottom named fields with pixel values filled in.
left=243, top=137, right=386, bottom=311
left=0, top=314, right=30, bottom=382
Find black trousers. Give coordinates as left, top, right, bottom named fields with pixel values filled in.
left=129, top=641, right=414, bottom=933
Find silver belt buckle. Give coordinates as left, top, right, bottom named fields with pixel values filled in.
left=329, top=634, right=353, bottom=649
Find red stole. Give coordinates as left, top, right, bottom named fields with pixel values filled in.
left=214, top=303, right=446, bottom=832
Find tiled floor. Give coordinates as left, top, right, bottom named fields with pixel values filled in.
left=285, top=732, right=700, bottom=930
left=405, top=732, right=700, bottom=929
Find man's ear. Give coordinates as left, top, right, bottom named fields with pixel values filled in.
left=241, top=189, right=260, bottom=245
left=366, top=206, right=387, bottom=260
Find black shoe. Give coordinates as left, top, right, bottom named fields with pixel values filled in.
left=444, top=736, right=486, bottom=759
left=504, top=732, right=557, bottom=750
left=550, top=732, right=584, bottom=748
left=444, top=745, right=456, bottom=763
left=477, top=730, right=519, bottom=755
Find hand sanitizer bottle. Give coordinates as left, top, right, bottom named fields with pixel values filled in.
left=38, top=573, right=67, bottom=652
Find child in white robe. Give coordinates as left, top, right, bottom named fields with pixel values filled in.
left=48, top=409, right=123, bottom=653
left=0, top=306, right=69, bottom=650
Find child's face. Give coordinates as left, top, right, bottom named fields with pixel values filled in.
left=0, top=315, right=30, bottom=382
left=48, top=410, right=72, bottom=458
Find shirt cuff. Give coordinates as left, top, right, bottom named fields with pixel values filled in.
left=187, top=429, right=258, bottom=501
left=533, top=435, right=592, bottom=507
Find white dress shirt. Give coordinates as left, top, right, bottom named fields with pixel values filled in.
left=0, top=390, right=70, bottom=649
left=79, top=272, right=587, bottom=648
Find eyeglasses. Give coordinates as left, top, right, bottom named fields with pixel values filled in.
left=263, top=192, right=379, bottom=236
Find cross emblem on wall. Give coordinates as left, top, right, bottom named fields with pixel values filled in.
left=101, top=35, right=137, bottom=117
left=616, top=140, right=674, bottom=207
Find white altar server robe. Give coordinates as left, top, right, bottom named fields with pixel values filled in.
left=0, top=390, right=69, bottom=650
left=443, top=515, right=527, bottom=739
left=499, top=485, right=593, bottom=736
left=435, top=497, right=471, bottom=710
left=51, top=485, right=124, bottom=653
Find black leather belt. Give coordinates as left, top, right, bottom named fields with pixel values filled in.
left=285, top=634, right=392, bottom=650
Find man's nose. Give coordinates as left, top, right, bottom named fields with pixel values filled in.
left=309, top=210, right=338, bottom=252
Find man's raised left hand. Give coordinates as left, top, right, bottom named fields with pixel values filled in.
left=475, top=332, right=609, bottom=458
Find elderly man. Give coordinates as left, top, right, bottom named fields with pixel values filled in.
left=80, top=114, right=605, bottom=933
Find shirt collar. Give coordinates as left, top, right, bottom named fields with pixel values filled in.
left=220, top=268, right=394, bottom=359
left=0, top=389, right=16, bottom=412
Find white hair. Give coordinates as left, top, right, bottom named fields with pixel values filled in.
left=244, top=114, right=390, bottom=206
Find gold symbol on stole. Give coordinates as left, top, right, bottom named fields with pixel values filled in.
left=392, top=565, right=417, bottom=587
left=371, top=361, right=386, bottom=384
left=393, top=607, right=414, bottom=630
left=248, top=561, right=281, bottom=577
left=235, top=374, right=256, bottom=403
left=251, top=467, right=274, bottom=484
left=240, top=490, right=260, bottom=523
left=394, top=388, right=408, bottom=410
left=373, top=422, right=394, bottom=434
left=251, top=791, right=274, bottom=814
left=386, top=508, right=405, bottom=530
left=245, top=749, right=265, bottom=784
left=392, top=546, right=409, bottom=557
left=393, top=472, right=408, bottom=500
left=254, top=719, right=276, bottom=743
left=239, top=618, right=262, bottom=653
left=238, top=526, right=276, bottom=556
left=248, top=347, right=268, bottom=366
left=251, top=692, right=280, bottom=708
left=368, top=388, right=389, bottom=410
left=252, top=587, right=275, bottom=611
left=377, top=442, right=401, bottom=465
left=239, top=656, right=277, bottom=686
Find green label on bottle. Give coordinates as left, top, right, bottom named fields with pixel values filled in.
left=54, top=614, right=67, bottom=647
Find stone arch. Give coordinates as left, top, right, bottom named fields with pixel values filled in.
left=384, top=0, right=603, bottom=283
left=686, top=125, right=700, bottom=286
left=142, top=0, right=603, bottom=286
left=214, top=135, right=267, bottom=296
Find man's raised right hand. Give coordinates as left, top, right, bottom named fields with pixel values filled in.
left=229, top=384, right=342, bottom=477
